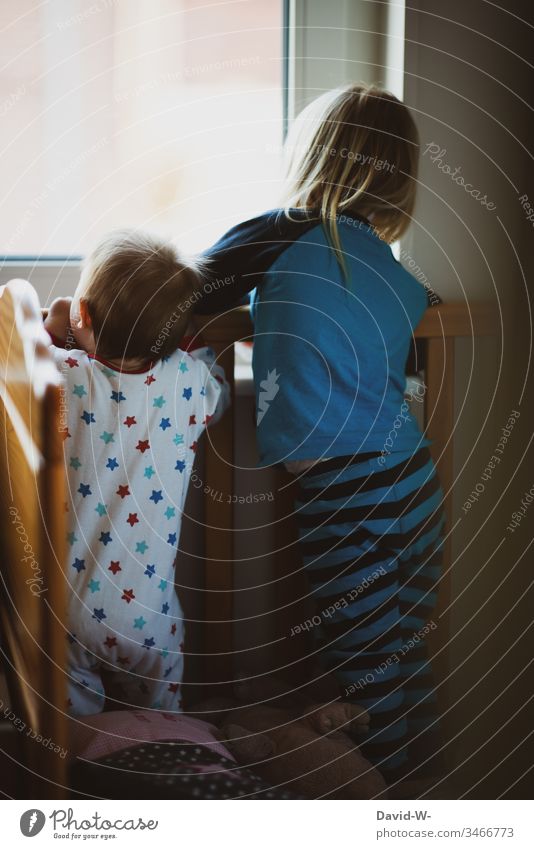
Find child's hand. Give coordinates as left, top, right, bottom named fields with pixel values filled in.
left=43, top=297, right=73, bottom=344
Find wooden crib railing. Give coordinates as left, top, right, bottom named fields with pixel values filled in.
left=197, top=303, right=497, bottom=704
left=0, top=280, right=67, bottom=797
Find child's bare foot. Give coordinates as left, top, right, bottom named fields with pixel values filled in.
left=307, top=701, right=370, bottom=736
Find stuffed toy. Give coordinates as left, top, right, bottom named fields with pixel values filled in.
left=192, top=675, right=387, bottom=799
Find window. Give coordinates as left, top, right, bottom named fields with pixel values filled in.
left=0, top=0, right=283, bottom=257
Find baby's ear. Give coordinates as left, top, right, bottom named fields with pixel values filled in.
left=221, top=723, right=275, bottom=763
left=79, top=298, right=92, bottom=328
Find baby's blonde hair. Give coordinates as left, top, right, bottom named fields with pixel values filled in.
left=283, top=83, right=419, bottom=273
left=81, top=230, right=201, bottom=361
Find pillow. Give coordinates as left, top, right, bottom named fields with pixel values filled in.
left=68, top=710, right=234, bottom=763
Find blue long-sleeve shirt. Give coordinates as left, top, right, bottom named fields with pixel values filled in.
left=198, top=209, right=430, bottom=466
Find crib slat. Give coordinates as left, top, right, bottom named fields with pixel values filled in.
left=203, top=343, right=235, bottom=693
left=424, top=335, right=456, bottom=710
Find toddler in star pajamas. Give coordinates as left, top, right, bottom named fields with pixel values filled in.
left=44, top=230, right=229, bottom=716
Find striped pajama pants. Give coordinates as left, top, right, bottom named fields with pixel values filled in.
left=295, top=447, right=445, bottom=782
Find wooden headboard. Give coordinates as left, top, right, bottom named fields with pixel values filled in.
left=0, top=280, right=68, bottom=796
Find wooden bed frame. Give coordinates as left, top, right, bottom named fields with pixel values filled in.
left=0, top=279, right=494, bottom=797
left=0, top=280, right=68, bottom=796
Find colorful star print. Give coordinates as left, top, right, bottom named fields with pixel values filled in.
left=55, top=342, right=225, bottom=713
left=65, top=357, right=79, bottom=368
left=92, top=608, right=106, bottom=623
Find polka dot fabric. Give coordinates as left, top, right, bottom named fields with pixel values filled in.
left=72, top=740, right=301, bottom=800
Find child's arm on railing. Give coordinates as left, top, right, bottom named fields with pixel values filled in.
left=43, top=297, right=72, bottom=346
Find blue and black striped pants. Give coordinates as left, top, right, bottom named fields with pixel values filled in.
left=295, top=447, right=445, bottom=782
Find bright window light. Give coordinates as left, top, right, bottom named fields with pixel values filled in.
left=0, top=0, right=284, bottom=256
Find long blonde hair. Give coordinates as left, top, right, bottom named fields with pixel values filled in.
left=283, top=83, right=419, bottom=274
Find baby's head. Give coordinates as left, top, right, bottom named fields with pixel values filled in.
left=70, top=230, right=201, bottom=363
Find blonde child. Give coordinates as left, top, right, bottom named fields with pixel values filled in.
left=196, top=84, right=444, bottom=785
left=45, top=230, right=229, bottom=716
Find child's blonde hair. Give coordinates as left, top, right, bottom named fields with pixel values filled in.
left=81, top=230, right=201, bottom=361
left=283, top=83, right=419, bottom=271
